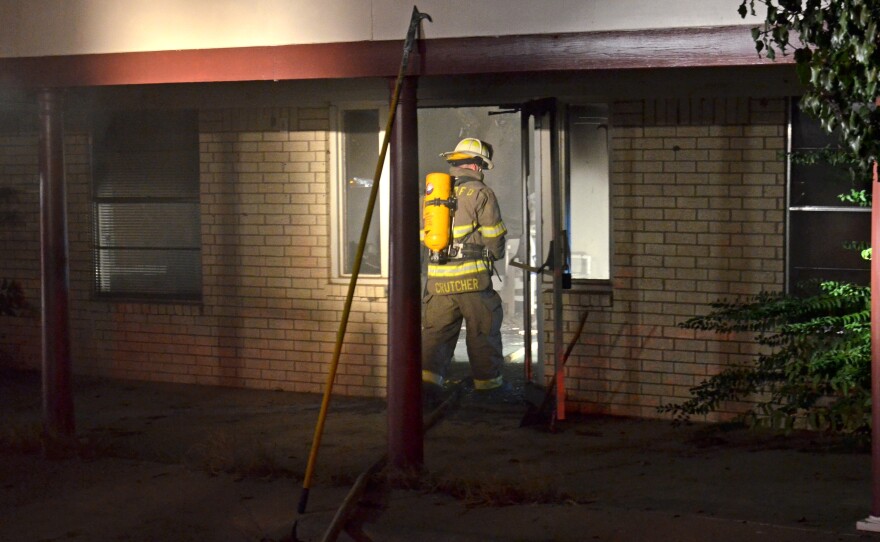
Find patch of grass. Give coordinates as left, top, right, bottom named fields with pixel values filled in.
left=185, top=430, right=295, bottom=480
left=384, top=467, right=574, bottom=508
left=430, top=475, right=572, bottom=507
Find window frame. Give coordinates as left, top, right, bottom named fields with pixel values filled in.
left=90, top=108, right=203, bottom=302
left=785, top=97, right=871, bottom=294
left=328, top=103, right=391, bottom=283
left=563, top=102, right=612, bottom=284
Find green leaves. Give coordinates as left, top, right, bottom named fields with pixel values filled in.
left=676, top=0, right=880, bottom=441
left=660, top=281, right=872, bottom=438
left=743, top=0, right=880, bottom=165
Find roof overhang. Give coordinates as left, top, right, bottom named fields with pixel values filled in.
left=0, top=25, right=791, bottom=88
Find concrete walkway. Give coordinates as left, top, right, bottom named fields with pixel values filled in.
left=0, top=369, right=877, bottom=542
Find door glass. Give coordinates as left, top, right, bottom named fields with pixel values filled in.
left=567, top=105, right=610, bottom=280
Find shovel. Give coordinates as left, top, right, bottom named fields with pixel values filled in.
left=520, top=310, right=589, bottom=428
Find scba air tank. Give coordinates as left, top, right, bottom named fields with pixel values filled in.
left=423, top=172, right=454, bottom=261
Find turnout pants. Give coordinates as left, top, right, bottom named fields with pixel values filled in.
left=422, top=288, right=504, bottom=389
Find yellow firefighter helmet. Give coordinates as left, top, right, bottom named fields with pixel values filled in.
left=440, top=138, right=494, bottom=170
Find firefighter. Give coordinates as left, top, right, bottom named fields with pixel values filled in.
left=422, top=137, right=509, bottom=405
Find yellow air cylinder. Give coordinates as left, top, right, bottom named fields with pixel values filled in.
left=423, top=172, right=452, bottom=252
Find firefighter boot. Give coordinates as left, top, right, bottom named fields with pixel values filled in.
left=471, top=381, right=519, bottom=405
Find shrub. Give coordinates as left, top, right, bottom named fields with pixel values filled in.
left=659, top=281, right=871, bottom=439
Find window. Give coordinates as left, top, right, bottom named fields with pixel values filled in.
left=331, top=106, right=389, bottom=279
left=787, top=101, right=871, bottom=293
left=92, top=110, right=202, bottom=300
left=566, top=104, right=611, bottom=280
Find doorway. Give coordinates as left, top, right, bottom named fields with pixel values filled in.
left=417, top=106, right=536, bottom=389
left=417, top=101, right=610, bottom=402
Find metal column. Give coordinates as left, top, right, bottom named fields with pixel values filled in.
left=38, top=88, right=75, bottom=439
left=387, top=76, right=422, bottom=469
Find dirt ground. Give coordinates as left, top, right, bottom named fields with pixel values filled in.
left=1, top=367, right=878, bottom=542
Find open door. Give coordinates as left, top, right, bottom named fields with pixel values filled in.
left=417, top=102, right=578, bottom=416
left=515, top=98, right=569, bottom=419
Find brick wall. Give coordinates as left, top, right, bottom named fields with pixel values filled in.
left=0, top=98, right=788, bottom=420
left=0, top=107, right=388, bottom=397
left=557, top=98, right=787, bottom=420
left=0, top=116, right=41, bottom=366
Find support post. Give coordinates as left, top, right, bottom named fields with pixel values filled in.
left=874, top=154, right=880, bottom=512
left=858, top=99, right=880, bottom=532
left=387, top=76, right=422, bottom=470
left=859, top=138, right=880, bottom=529
left=38, top=88, right=74, bottom=440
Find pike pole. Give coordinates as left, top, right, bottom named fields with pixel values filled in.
left=289, top=6, right=431, bottom=541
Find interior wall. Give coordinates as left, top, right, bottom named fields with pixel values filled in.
left=417, top=106, right=522, bottom=239
left=417, top=106, right=524, bottom=324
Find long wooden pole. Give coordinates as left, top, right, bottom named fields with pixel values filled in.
left=293, top=8, right=430, bottom=537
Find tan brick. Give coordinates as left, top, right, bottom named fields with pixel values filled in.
left=1, top=101, right=794, bottom=423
